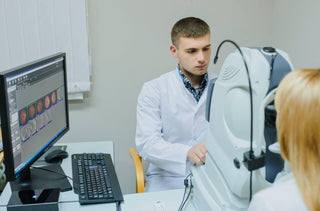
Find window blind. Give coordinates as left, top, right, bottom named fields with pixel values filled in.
left=0, top=0, right=91, bottom=94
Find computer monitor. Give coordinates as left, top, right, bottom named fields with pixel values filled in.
left=0, top=53, right=71, bottom=193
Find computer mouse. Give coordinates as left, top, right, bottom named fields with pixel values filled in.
left=45, top=149, right=69, bottom=163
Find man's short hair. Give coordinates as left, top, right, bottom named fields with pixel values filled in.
left=171, top=17, right=210, bottom=46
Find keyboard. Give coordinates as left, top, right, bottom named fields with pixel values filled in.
left=71, top=153, right=124, bottom=205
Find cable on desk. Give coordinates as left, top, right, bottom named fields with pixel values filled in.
left=116, top=201, right=122, bottom=211
left=31, top=166, right=73, bottom=181
left=180, top=180, right=193, bottom=210
left=58, top=200, right=80, bottom=204
left=178, top=173, right=193, bottom=211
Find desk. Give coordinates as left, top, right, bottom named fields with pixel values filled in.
left=0, top=141, right=183, bottom=211
left=122, top=189, right=184, bottom=211
left=0, top=141, right=116, bottom=211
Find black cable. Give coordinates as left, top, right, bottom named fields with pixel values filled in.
left=178, top=175, right=190, bottom=211
left=178, top=173, right=193, bottom=211
left=116, top=201, right=122, bottom=211
left=179, top=183, right=193, bottom=211
left=214, top=40, right=253, bottom=155
left=178, top=186, right=187, bottom=211
left=214, top=40, right=254, bottom=201
left=181, top=176, right=193, bottom=209
left=31, top=166, right=73, bottom=181
left=249, top=170, right=253, bottom=202
left=58, top=200, right=80, bottom=204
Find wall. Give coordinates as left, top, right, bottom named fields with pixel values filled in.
left=61, top=0, right=274, bottom=194
left=271, top=0, right=320, bottom=69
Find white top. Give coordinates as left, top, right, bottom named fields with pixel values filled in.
left=248, top=173, right=309, bottom=211
left=135, top=68, right=216, bottom=192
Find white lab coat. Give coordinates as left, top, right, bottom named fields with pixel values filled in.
left=248, top=173, right=309, bottom=211
left=135, top=68, right=216, bottom=192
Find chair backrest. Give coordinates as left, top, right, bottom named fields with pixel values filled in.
left=129, top=148, right=145, bottom=193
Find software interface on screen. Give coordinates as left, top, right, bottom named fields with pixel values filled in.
left=6, top=57, right=67, bottom=175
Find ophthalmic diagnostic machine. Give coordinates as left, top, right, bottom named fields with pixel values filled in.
left=184, top=41, right=293, bottom=211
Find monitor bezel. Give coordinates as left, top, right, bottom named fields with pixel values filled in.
left=0, top=52, right=69, bottom=181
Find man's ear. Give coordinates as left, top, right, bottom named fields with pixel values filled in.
left=170, top=45, right=178, bottom=58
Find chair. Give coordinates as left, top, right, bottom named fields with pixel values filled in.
left=129, top=148, right=145, bottom=193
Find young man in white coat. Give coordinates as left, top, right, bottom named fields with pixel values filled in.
left=135, top=17, right=217, bottom=192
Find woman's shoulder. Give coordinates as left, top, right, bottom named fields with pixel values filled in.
left=248, top=174, right=309, bottom=211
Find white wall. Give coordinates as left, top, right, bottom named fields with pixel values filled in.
left=272, top=0, right=320, bottom=69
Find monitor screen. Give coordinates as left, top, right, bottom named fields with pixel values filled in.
left=0, top=53, right=69, bottom=185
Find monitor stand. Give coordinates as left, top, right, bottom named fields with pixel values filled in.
left=7, top=188, right=60, bottom=211
left=10, top=164, right=72, bottom=192
left=8, top=164, right=71, bottom=211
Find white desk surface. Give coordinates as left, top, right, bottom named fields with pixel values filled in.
left=121, top=189, right=184, bottom=211
left=0, top=141, right=184, bottom=211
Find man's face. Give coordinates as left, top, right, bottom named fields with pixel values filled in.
left=170, top=33, right=211, bottom=77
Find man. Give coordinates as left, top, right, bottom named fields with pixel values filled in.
left=135, top=17, right=217, bottom=192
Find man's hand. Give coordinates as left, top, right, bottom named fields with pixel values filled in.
left=187, top=142, right=208, bottom=165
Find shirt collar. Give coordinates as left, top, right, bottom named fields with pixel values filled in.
left=177, top=64, right=208, bottom=102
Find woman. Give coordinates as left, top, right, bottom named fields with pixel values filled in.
left=248, top=69, right=320, bottom=211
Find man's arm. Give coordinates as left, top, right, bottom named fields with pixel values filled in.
left=135, top=81, right=193, bottom=176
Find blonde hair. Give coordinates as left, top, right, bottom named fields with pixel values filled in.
left=171, top=17, right=210, bottom=47
left=275, top=68, right=320, bottom=211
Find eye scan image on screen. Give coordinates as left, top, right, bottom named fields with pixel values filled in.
left=8, top=62, right=66, bottom=174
